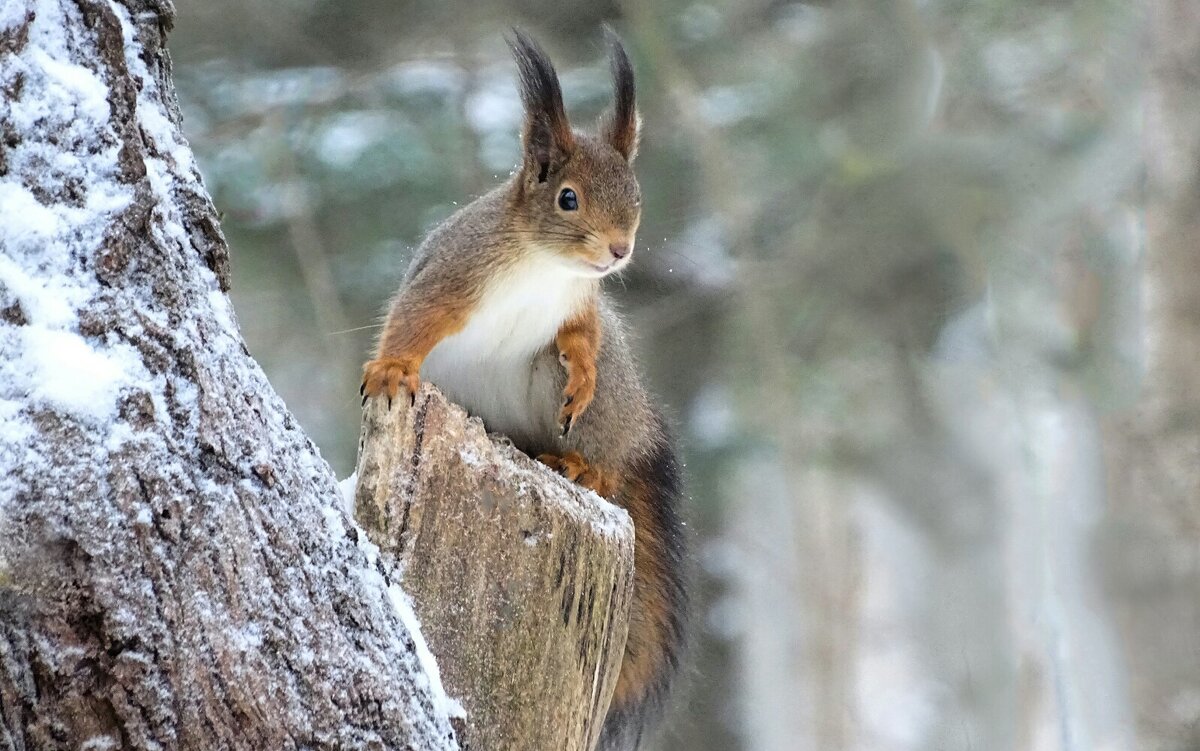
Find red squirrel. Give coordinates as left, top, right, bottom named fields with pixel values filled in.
left=361, top=30, right=686, bottom=750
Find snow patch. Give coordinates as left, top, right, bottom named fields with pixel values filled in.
left=113, top=5, right=198, bottom=177
left=0, top=4, right=28, bottom=31
left=26, top=45, right=110, bottom=122
left=388, top=583, right=468, bottom=720
left=0, top=0, right=142, bottom=429
left=0, top=253, right=79, bottom=328
left=337, top=471, right=358, bottom=515
left=14, top=328, right=140, bottom=424
left=0, top=183, right=63, bottom=250
left=457, top=446, right=485, bottom=468
left=321, top=501, right=346, bottom=540
left=0, top=399, right=29, bottom=435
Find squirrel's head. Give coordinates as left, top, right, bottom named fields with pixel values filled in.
left=507, top=29, right=642, bottom=279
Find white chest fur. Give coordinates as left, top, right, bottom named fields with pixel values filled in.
left=421, top=255, right=593, bottom=446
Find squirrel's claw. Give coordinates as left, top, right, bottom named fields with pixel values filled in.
left=361, top=357, right=422, bottom=409
left=558, top=380, right=592, bottom=438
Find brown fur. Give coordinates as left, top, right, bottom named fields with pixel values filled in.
left=363, top=296, right=475, bottom=402
left=363, top=31, right=686, bottom=751
left=556, top=300, right=601, bottom=432
left=507, top=130, right=641, bottom=271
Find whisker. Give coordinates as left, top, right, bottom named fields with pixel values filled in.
left=574, top=215, right=605, bottom=237
left=497, top=229, right=586, bottom=237
left=493, top=231, right=591, bottom=243
left=325, top=323, right=384, bottom=336
left=652, top=245, right=702, bottom=271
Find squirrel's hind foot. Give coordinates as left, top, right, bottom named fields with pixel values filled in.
left=537, top=451, right=618, bottom=498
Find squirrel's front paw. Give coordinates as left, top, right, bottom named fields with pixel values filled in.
left=361, top=357, right=421, bottom=408
left=558, top=355, right=596, bottom=436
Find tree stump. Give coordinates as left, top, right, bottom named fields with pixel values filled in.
left=354, top=387, right=635, bottom=751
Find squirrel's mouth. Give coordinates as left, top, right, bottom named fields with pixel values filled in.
left=583, top=258, right=628, bottom=277
left=563, top=242, right=633, bottom=278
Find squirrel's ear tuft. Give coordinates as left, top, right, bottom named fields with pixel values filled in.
left=507, top=29, right=575, bottom=182
left=599, top=27, right=640, bottom=162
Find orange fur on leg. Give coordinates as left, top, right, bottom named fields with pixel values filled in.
left=362, top=296, right=473, bottom=404
left=555, top=301, right=601, bottom=435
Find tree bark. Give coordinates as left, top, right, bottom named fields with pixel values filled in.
left=355, top=391, right=634, bottom=751
left=0, top=2, right=631, bottom=749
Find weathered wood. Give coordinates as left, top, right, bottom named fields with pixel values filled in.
left=355, top=388, right=636, bottom=751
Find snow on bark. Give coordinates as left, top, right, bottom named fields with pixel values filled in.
left=0, top=1, right=459, bottom=748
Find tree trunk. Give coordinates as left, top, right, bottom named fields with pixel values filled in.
left=355, top=392, right=634, bottom=751
left=0, top=2, right=631, bottom=749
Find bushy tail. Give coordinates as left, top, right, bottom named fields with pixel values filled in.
left=598, top=422, right=688, bottom=750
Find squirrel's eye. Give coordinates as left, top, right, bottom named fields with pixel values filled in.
left=557, top=188, right=578, bottom=211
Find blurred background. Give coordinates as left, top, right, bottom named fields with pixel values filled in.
left=170, top=1, right=1200, bottom=749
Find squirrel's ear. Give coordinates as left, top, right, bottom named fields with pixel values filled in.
left=508, top=29, right=575, bottom=183
left=599, top=28, right=640, bottom=162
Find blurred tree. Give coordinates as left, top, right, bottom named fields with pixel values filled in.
left=1101, top=1, right=1200, bottom=749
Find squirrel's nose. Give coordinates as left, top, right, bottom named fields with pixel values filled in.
left=609, top=243, right=630, bottom=260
